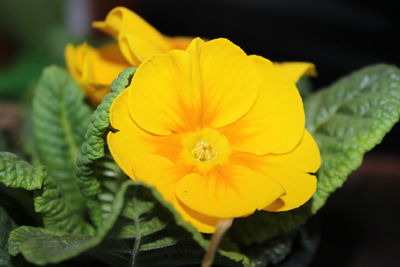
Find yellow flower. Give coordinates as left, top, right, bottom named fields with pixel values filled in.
left=65, top=6, right=192, bottom=104
left=107, top=37, right=320, bottom=233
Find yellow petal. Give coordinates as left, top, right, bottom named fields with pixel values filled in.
left=82, top=43, right=129, bottom=86
left=166, top=36, right=193, bottom=50
left=266, top=130, right=321, bottom=172
left=176, top=165, right=285, bottom=218
left=173, top=197, right=220, bottom=233
left=128, top=38, right=261, bottom=135
left=65, top=42, right=129, bottom=105
left=129, top=154, right=222, bottom=234
left=230, top=131, right=320, bottom=212
left=108, top=90, right=183, bottom=178
left=126, top=150, right=220, bottom=233
left=65, top=43, right=87, bottom=83
left=128, top=49, right=198, bottom=135
left=264, top=170, right=316, bottom=212
left=130, top=154, right=189, bottom=202
left=264, top=131, right=319, bottom=211
left=274, top=62, right=316, bottom=83
left=93, top=6, right=170, bottom=65
left=119, top=34, right=168, bottom=64
left=220, top=55, right=304, bottom=155
left=186, top=38, right=261, bottom=128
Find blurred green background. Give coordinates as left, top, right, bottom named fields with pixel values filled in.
left=0, top=0, right=74, bottom=100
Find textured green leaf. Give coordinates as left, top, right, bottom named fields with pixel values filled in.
left=305, top=64, right=400, bottom=210
left=0, top=152, right=44, bottom=190
left=75, top=67, right=136, bottom=227
left=7, top=180, right=248, bottom=266
left=247, top=233, right=294, bottom=267
left=229, top=64, right=400, bottom=246
left=0, top=207, right=16, bottom=267
left=92, top=181, right=249, bottom=267
left=32, top=66, right=93, bottom=234
left=7, top=180, right=131, bottom=265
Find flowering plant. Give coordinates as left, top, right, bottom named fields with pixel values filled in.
left=1, top=6, right=400, bottom=267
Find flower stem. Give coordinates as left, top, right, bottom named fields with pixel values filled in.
left=201, top=218, right=233, bottom=267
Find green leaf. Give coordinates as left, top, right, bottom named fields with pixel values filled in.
left=7, top=180, right=131, bottom=265
left=92, top=181, right=249, bottom=267
left=247, top=233, right=295, bottom=267
left=0, top=152, right=44, bottom=190
left=7, top=179, right=248, bottom=266
left=75, top=67, right=136, bottom=227
left=305, top=64, right=400, bottom=210
left=229, top=64, right=400, bottom=246
left=296, top=76, right=313, bottom=99
left=0, top=207, right=16, bottom=267
left=32, top=66, right=93, bottom=234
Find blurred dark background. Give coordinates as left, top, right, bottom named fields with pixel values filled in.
left=1, top=0, right=399, bottom=266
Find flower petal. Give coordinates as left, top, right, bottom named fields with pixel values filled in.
left=186, top=38, right=261, bottom=128
left=274, top=62, right=316, bottom=84
left=264, top=170, right=316, bottom=212
left=65, top=42, right=129, bottom=104
left=220, top=56, right=305, bottom=155
left=128, top=49, right=199, bottom=135
left=82, top=43, right=130, bottom=85
left=108, top=90, right=183, bottom=178
left=266, top=130, right=321, bottom=172
left=128, top=38, right=261, bottom=135
left=176, top=165, right=285, bottom=218
left=93, top=6, right=170, bottom=65
left=130, top=154, right=189, bottom=202
left=65, top=43, right=87, bottom=83
left=264, top=131, right=320, bottom=211
left=174, top=197, right=220, bottom=233
left=166, top=36, right=193, bottom=50
left=125, top=150, right=220, bottom=233
left=230, top=130, right=320, bottom=211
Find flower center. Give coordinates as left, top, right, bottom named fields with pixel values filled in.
left=182, top=128, right=231, bottom=171
left=192, top=141, right=217, bottom=162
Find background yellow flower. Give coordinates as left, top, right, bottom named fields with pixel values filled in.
left=65, top=7, right=192, bottom=105
left=107, top=38, right=321, bottom=233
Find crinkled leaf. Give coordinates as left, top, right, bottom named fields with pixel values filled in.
left=7, top=181, right=248, bottom=266
left=305, top=64, right=400, bottom=210
left=98, top=181, right=249, bottom=267
left=7, top=180, right=131, bottom=265
left=0, top=152, right=44, bottom=190
left=75, top=67, right=136, bottom=227
left=0, top=207, right=16, bottom=267
left=230, top=64, right=400, bottom=245
left=32, top=66, right=93, bottom=234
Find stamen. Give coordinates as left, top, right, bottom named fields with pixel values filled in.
left=192, top=141, right=217, bottom=162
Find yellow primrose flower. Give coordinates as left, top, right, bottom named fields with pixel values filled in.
left=65, top=6, right=192, bottom=104
left=107, top=37, right=321, bottom=233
